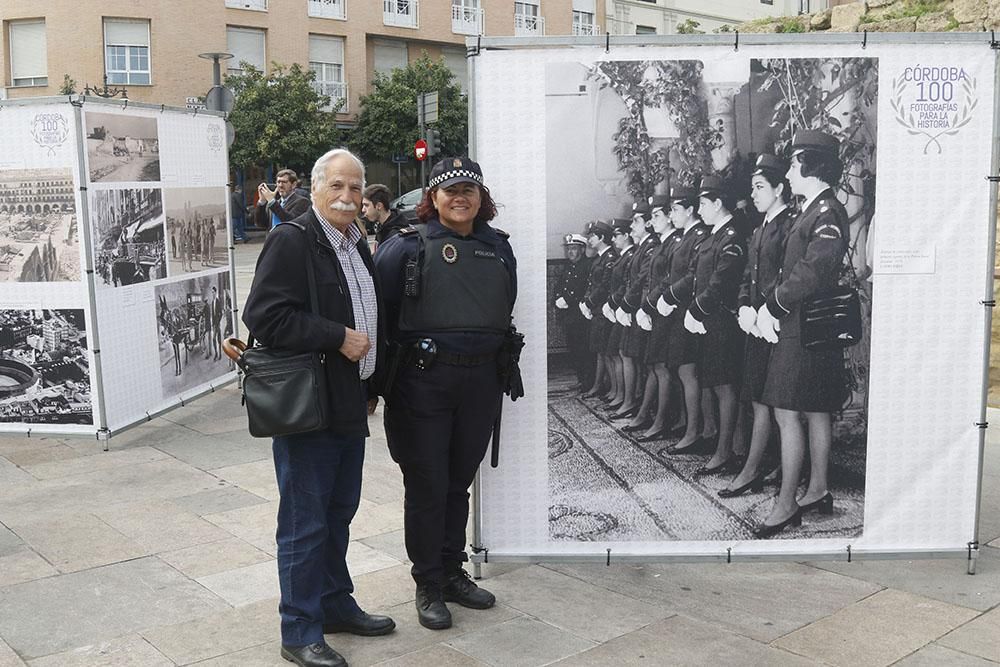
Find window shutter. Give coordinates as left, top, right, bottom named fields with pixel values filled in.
left=226, top=27, right=266, bottom=70
left=10, top=21, right=47, bottom=80
left=104, top=19, right=149, bottom=46
left=308, top=34, right=344, bottom=64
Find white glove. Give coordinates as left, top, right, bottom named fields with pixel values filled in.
left=602, top=303, right=616, bottom=323
left=636, top=310, right=653, bottom=331
left=684, top=309, right=707, bottom=335
left=756, top=304, right=780, bottom=344
left=737, top=305, right=756, bottom=334
left=657, top=295, right=677, bottom=317
left=749, top=323, right=763, bottom=339
left=615, top=307, right=630, bottom=327
left=555, top=296, right=568, bottom=310
left=579, top=302, right=593, bottom=320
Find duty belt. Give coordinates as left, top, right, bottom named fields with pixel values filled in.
left=411, top=343, right=496, bottom=367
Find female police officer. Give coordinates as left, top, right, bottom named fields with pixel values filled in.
left=373, top=157, right=517, bottom=630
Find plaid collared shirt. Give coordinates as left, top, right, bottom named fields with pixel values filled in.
left=313, top=207, right=378, bottom=380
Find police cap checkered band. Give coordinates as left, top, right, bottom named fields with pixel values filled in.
left=428, top=157, right=485, bottom=189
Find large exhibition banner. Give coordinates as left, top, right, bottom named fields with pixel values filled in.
left=475, top=36, right=996, bottom=558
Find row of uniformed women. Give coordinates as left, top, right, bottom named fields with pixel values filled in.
left=579, top=129, right=850, bottom=538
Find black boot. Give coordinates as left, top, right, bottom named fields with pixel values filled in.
left=279, top=641, right=346, bottom=667
left=415, top=583, right=452, bottom=630
left=442, top=568, right=496, bottom=609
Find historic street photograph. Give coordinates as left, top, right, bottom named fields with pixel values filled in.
left=0, top=309, right=91, bottom=425
left=163, top=187, right=229, bottom=277
left=155, top=271, right=234, bottom=399
left=90, top=187, right=167, bottom=287
left=85, top=112, right=161, bottom=183
left=545, top=57, right=878, bottom=542
left=0, top=168, right=80, bottom=282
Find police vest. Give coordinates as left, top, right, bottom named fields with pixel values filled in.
left=398, top=224, right=512, bottom=334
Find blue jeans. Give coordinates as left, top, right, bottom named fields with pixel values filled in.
left=232, top=214, right=246, bottom=241
left=272, top=429, right=365, bottom=646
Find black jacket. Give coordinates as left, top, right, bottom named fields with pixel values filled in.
left=375, top=209, right=409, bottom=246
left=242, top=208, right=386, bottom=438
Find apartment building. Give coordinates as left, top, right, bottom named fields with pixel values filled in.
left=606, top=0, right=854, bottom=35
left=0, top=0, right=606, bottom=121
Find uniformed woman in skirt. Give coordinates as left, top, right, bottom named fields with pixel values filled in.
left=720, top=154, right=794, bottom=498
left=374, top=157, right=517, bottom=628
left=580, top=221, right=619, bottom=399
left=754, top=131, right=851, bottom=538
left=601, top=218, right=636, bottom=411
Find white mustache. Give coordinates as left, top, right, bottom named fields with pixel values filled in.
left=329, top=201, right=357, bottom=212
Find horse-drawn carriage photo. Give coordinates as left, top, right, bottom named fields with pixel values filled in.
left=89, top=187, right=166, bottom=287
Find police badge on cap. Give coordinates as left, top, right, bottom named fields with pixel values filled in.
left=428, top=157, right=485, bottom=189
left=563, top=234, right=587, bottom=247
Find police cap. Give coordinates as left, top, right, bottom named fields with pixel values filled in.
left=669, top=185, right=698, bottom=201
left=753, top=153, right=788, bottom=176
left=699, top=175, right=727, bottom=198
left=648, top=194, right=672, bottom=211
left=587, top=220, right=613, bottom=236
left=790, top=130, right=840, bottom=159
left=428, top=156, right=485, bottom=189
left=611, top=218, right=632, bottom=233
left=563, top=233, right=587, bottom=247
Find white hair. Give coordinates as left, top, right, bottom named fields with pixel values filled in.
left=311, top=148, right=366, bottom=190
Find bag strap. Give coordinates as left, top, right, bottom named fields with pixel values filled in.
left=248, top=220, right=319, bottom=349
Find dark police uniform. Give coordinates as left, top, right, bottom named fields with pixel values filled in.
left=605, top=222, right=635, bottom=357
left=641, top=195, right=682, bottom=365
left=582, top=229, right=619, bottom=359
left=553, top=235, right=593, bottom=387
left=372, top=159, right=517, bottom=619
left=655, top=208, right=710, bottom=370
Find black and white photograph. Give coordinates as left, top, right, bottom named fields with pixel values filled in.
left=155, top=271, right=234, bottom=399
left=0, top=309, right=92, bottom=425
left=91, top=187, right=167, bottom=286
left=0, top=168, right=80, bottom=282
left=85, top=112, right=161, bottom=183
left=163, top=187, right=228, bottom=277
left=545, top=57, right=877, bottom=542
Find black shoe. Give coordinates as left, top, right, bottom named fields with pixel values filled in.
left=694, top=458, right=731, bottom=477
left=798, top=492, right=834, bottom=515
left=622, top=421, right=652, bottom=433
left=636, top=430, right=670, bottom=443
left=280, top=641, right=347, bottom=667
left=752, top=508, right=803, bottom=539
left=323, top=610, right=395, bottom=636
left=718, top=476, right=766, bottom=498
left=442, top=569, right=496, bottom=609
left=662, top=436, right=712, bottom=456
left=415, top=583, right=452, bottom=630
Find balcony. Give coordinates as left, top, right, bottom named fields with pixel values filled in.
left=314, top=80, right=348, bottom=113
left=308, top=0, right=346, bottom=20
left=572, top=21, right=599, bottom=36
left=225, top=0, right=267, bottom=10
left=452, top=5, right=484, bottom=35
left=514, top=12, right=544, bottom=36
left=607, top=17, right=634, bottom=35
left=383, top=0, right=418, bottom=28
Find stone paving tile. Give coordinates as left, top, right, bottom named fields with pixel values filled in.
left=94, top=500, right=231, bottom=554
left=360, top=528, right=408, bottom=564
left=0, top=638, right=26, bottom=667
left=895, top=643, right=999, bottom=666
left=151, top=432, right=271, bottom=470
left=359, top=460, right=405, bottom=505
left=352, top=564, right=418, bottom=613
left=140, top=597, right=279, bottom=665
left=0, top=557, right=229, bottom=660
left=377, top=644, right=488, bottom=666
left=0, top=435, right=63, bottom=457
left=159, top=537, right=273, bottom=579
left=210, top=459, right=279, bottom=501
left=203, top=500, right=278, bottom=556
left=548, top=561, right=881, bottom=642
left=188, top=640, right=283, bottom=666
left=447, top=615, right=596, bottom=667
left=9, top=513, right=146, bottom=573
left=937, top=607, right=1000, bottom=662
left=485, top=564, right=672, bottom=643
left=352, top=500, right=405, bottom=542
left=0, top=549, right=59, bottom=588
left=347, top=541, right=404, bottom=578
left=21, top=446, right=170, bottom=480
left=197, top=560, right=279, bottom=608
left=168, top=486, right=268, bottom=516
left=549, top=614, right=819, bottom=667
left=773, top=589, right=980, bottom=666
left=809, top=546, right=1000, bottom=612
left=0, top=457, right=31, bottom=486
left=27, top=634, right=173, bottom=666
left=3, top=443, right=85, bottom=468
left=0, top=524, right=23, bottom=557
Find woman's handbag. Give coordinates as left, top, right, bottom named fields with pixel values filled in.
left=222, top=234, right=330, bottom=437
left=800, top=285, right=862, bottom=351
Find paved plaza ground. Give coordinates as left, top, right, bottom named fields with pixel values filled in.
left=0, top=239, right=998, bottom=666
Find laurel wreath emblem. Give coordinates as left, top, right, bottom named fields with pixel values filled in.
left=30, top=113, right=70, bottom=156
left=890, top=73, right=977, bottom=154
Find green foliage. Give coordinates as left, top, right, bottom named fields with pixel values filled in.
left=224, top=62, right=343, bottom=173
left=676, top=19, right=704, bottom=35
left=59, top=74, right=77, bottom=95
left=860, top=0, right=946, bottom=23
left=945, top=15, right=960, bottom=30
left=351, top=54, right=468, bottom=164
left=713, top=24, right=732, bottom=34
left=775, top=17, right=807, bottom=33
left=588, top=61, right=714, bottom=200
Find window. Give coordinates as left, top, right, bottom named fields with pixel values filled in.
left=309, top=34, right=347, bottom=112
left=761, top=0, right=773, bottom=4
left=441, top=47, right=467, bottom=94
left=636, top=24, right=657, bottom=34
left=225, top=0, right=267, bottom=10
left=372, top=40, right=407, bottom=77
left=383, top=0, right=418, bottom=28
left=8, top=20, right=47, bottom=87
left=104, top=19, right=150, bottom=85
left=308, top=0, right=346, bottom=20
left=226, top=26, right=266, bottom=74
left=514, top=0, right=544, bottom=35
left=452, top=0, right=483, bottom=35
left=572, top=12, right=596, bottom=35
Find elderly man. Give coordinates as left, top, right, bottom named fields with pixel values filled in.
left=243, top=149, right=393, bottom=667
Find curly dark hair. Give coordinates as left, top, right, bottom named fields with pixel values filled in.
left=416, top=185, right=498, bottom=224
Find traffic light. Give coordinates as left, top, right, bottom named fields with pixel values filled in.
left=426, top=128, right=443, bottom=157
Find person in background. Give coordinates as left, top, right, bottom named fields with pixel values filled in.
left=362, top=184, right=408, bottom=246
left=230, top=184, right=247, bottom=243
left=553, top=233, right=593, bottom=390
left=258, top=169, right=311, bottom=231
